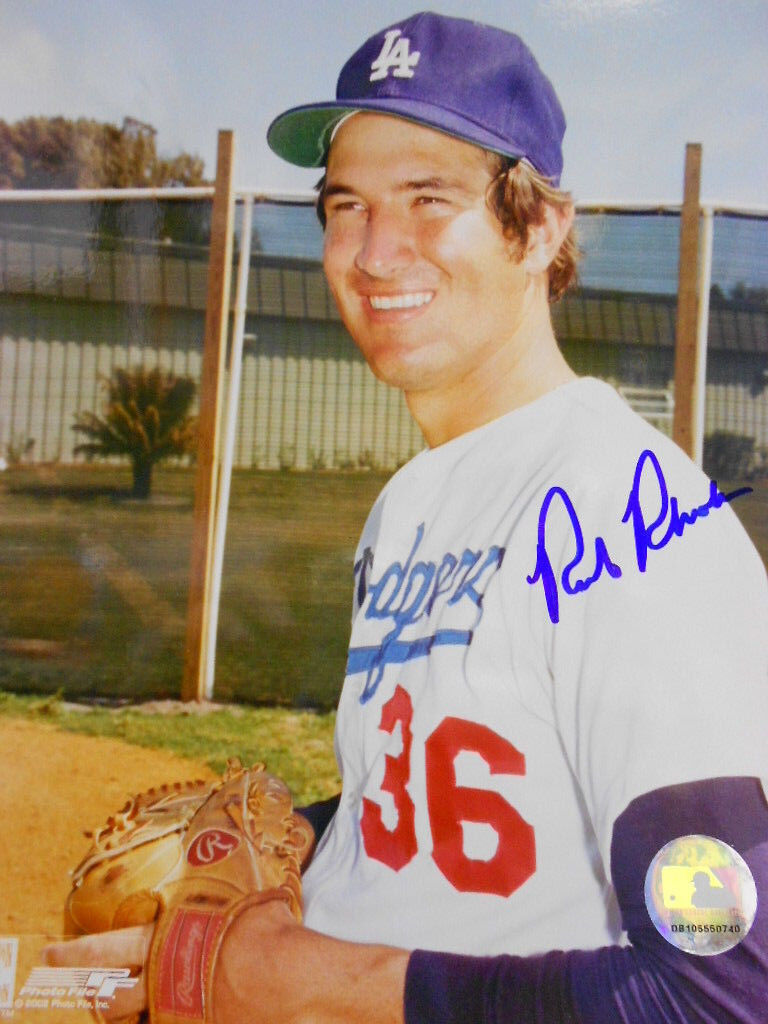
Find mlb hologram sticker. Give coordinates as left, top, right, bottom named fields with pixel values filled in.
left=644, top=835, right=757, bottom=955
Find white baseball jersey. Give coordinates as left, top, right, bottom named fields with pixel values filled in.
left=302, top=377, right=768, bottom=956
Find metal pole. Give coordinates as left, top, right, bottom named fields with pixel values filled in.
left=693, top=207, right=714, bottom=467
left=181, top=130, right=236, bottom=702
left=204, top=194, right=254, bottom=700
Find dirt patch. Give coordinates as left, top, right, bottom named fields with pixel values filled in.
left=0, top=717, right=215, bottom=936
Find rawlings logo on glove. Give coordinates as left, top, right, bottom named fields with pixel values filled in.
left=187, top=830, right=240, bottom=866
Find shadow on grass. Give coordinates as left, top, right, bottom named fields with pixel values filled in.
left=4, top=465, right=194, bottom=505
left=7, top=482, right=133, bottom=502
left=6, top=481, right=192, bottom=505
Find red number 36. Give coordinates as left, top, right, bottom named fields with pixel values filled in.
left=360, top=686, right=535, bottom=897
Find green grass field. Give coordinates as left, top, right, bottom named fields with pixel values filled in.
left=0, top=464, right=388, bottom=709
left=0, top=690, right=340, bottom=803
left=1, top=463, right=766, bottom=711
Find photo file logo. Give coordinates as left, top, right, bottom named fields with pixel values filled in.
left=20, top=967, right=139, bottom=999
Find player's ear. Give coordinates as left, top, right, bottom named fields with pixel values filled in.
left=523, top=202, right=574, bottom=276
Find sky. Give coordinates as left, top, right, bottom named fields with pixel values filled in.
left=1, top=0, right=766, bottom=208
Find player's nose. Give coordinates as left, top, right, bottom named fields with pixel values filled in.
left=354, top=208, right=416, bottom=278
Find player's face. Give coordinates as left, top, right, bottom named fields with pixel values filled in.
left=322, top=114, right=531, bottom=405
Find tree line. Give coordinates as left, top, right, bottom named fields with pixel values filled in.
left=0, top=116, right=207, bottom=190
left=710, top=283, right=768, bottom=311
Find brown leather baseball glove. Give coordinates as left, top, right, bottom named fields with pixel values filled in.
left=67, top=758, right=313, bottom=1023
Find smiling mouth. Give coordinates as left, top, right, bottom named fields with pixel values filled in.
left=367, top=291, right=434, bottom=311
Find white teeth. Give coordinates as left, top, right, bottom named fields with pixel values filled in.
left=368, top=291, right=433, bottom=311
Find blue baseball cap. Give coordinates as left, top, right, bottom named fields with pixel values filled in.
left=267, top=11, right=566, bottom=185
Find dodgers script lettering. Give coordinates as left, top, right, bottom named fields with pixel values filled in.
left=348, top=523, right=505, bottom=702
left=527, top=448, right=752, bottom=624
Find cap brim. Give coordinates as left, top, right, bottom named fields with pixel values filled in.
left=267, top=104, right=355, bottom=168
left=267, top=98, right=527, bottom=169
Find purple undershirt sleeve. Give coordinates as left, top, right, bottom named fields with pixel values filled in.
left=404, top=776, right=768, bottom=1024
left=296, top=792, right=341, bottom=844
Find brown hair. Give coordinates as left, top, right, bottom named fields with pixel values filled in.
left=315, top=149, right=580, bottom=302
left=485, top=156, right=580, bottom=301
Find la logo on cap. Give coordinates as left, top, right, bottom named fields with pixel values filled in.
left=370, top=29, right=420, bottom=81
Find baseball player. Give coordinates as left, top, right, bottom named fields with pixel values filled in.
left=47, top=12, right=767, bottom=1023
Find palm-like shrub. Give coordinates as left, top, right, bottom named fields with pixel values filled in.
left=73, top=366, right=197, bottom=498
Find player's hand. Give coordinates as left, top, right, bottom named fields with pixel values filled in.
left=42, top=923, right=153, bottom=1021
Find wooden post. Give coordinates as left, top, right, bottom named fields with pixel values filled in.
left=672, top=143, right=703, bottom=458
left=181, top=130, right=235, bottom=702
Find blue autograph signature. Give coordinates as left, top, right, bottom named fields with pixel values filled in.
left=527, top=449, right=753, bottom=624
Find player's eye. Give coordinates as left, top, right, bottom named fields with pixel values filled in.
left=414, top=194, right=447, bottom=206
left=326, top=198, right=365, bottom=216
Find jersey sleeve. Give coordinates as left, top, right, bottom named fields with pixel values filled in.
left=404, top=775, right=768, bottom=1024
